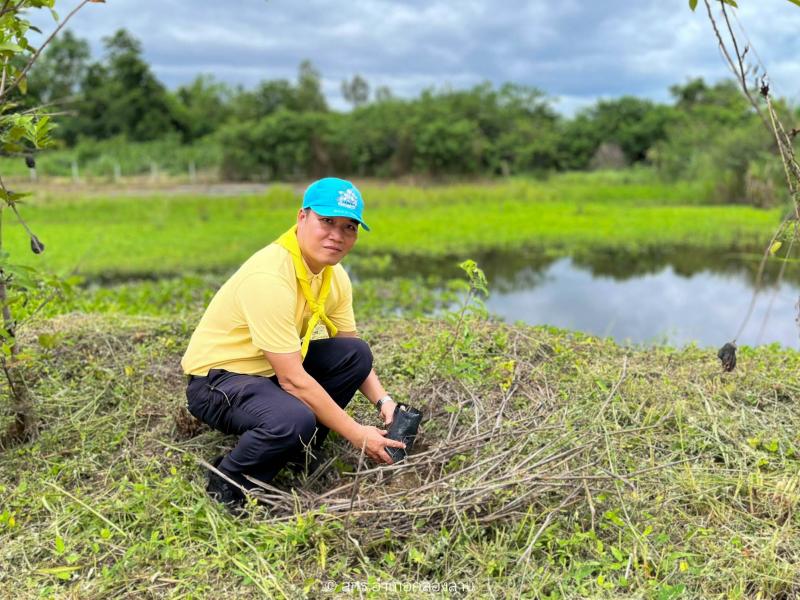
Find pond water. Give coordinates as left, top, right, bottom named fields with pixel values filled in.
left=365, top=248, right=800, bottom=349
left=485, top=256, right=799, bottom=349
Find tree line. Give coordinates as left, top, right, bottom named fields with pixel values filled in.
left=20, top=28, right=797, bottom=204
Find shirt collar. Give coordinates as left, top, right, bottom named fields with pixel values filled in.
left=300, top=254, right=324, bottom=281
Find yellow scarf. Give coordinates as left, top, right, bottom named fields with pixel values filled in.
left=275, top=225, right=338, bottom=358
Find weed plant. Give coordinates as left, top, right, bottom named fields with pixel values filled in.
left=6, top=273, right=464, bottom=327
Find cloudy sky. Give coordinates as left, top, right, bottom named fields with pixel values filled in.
left=32, top=0, right=800, bottom=114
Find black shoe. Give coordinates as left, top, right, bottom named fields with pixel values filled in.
left=206, top=455, right=246, bottom=513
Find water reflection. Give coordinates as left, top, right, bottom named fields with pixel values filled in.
left=486, top=257, right=800, bottom=348
left=350, top=247, right=800, bottom=348
left=351, top=246, right=798, bottom=293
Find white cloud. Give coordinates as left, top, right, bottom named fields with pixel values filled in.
left=26, top=0, right=800, bottom=112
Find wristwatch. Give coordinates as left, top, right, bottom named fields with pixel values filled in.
left=375, top=394, right=393, bottom=412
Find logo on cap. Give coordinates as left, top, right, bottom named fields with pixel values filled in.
left=337, top=189, right=358, bottom=210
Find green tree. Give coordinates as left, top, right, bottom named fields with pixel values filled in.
left=227, top=61, right=328, bottom=123
left=77, top=29, right=179, bottom=141
left=374, top=85, right=393, bottom=103
left=229, top=79, right=300, bottom=121
left=485, top=83, right=560, bottom=173
left=171, top=75, right=231, bottom=141
left=409, top=83, right=559, bottom=175
left=25, top=29, right=90, bottom=105
left=412, top=111, right=484, bottom=175
left=24, top=29, right=90, bottom=143
left=669, top=78, right=753, bottom=123
left=653, top=78, right=777, bottom=204
left=583, top=97, right=674, bottom=164
left=341, top=74, right=369, bottom=108
left=295, top=59, right=327, bottom=112
left=335, top=98, right=414, bottom=176
left=219, top=109, right=339, bottom=181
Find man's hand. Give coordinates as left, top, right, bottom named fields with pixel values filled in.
left=379, top=398, right=397, bottom=426
left=351, top=424, right=405, bottom=464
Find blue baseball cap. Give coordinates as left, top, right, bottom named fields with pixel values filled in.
left=302, top=177, right=370, bottom=231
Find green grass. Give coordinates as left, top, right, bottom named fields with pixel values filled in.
left=1, top=312, right=799, bottom=598
left=0, top=174, right=798, bottom=597
left=8, top=273, right=464, bottom=325
left=0, top=178, right=782, bottom=279
left=0, top=135, right=222, bottom=179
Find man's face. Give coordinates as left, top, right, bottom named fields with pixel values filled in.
left=296, top=209, right=359, bottom=273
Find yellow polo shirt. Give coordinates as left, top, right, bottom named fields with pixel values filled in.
left=181, top=243, right=356, bottom=377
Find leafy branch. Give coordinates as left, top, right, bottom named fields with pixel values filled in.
left=0, top=0, right=100, bottom=444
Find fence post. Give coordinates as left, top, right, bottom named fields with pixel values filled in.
left=150, top=161, right=158, bottom=182
left=113, top=162, right=121, bottom=182
left=71, top=160, right=80, bottom=184
left=188, top=160, right=196, bottom=184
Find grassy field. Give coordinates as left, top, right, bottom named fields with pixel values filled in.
left=1, top=311, right=799, bottom=598
left=1, top=174, right=799, bottom=598
left=0, top=136, right=222, bottom=181
left=0, top=174, right=783, bottom=280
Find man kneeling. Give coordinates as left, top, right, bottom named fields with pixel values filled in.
left=181, top=178, right=404, bottom=509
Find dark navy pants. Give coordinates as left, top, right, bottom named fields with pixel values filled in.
left=186, top=337, right=373, bottom=485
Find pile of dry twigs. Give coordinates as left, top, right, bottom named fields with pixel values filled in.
left=200, top=321, right=650, bottom=560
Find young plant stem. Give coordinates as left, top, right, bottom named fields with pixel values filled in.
left=0, top=57, right=8, bottom=99
left=0, top=204, right=34, bottom=443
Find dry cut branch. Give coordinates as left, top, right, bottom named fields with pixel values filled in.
left=702, top=0, right=800, bottom=341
